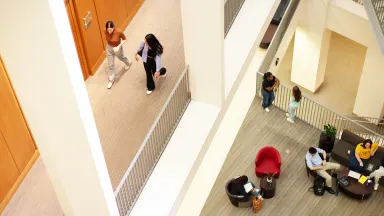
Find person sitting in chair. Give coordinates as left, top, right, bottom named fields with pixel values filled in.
left=231, top=175, right=260, bottom=197
left=306, top=147, right=341, bottom=194
left=349, top=139, right=378, bottom=174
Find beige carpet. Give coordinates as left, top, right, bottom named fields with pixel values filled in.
left=275, top=31, right=367, bottom=115
left=2, top=0, right=184, bottom=215
left=201, top=97, right=384, bottom=216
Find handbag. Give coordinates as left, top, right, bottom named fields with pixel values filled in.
left=252, top=196, right=263, bottom=213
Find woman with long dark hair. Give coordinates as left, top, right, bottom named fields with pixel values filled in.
left=135, top=34, right=166, bottom=95
left=104, top=21, right=132, bottom=89
left=261, top=72, right=280, bottom=112
left=286, top=86, right=302, bottom=123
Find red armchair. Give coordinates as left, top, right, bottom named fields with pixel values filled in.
left=255, top=146, right=281, bottom=178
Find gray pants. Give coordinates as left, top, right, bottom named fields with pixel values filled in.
left=369, top=169, right=384, bottom=185
left=106, top=44, right=131, bottom=81
left=316, top=162, right=341, bottom=187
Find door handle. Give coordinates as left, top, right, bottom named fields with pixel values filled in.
left=82, top=12, right=92, bottom=30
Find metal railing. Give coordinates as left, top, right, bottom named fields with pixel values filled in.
left=363, top=0, right=384, bottom=55
left=114, top=66, right=191, bottom=216
left=353, top=0, right=364, bottom=4
left=224, top=0, right=246, bottom=37
left=344, top=115, right=384, bottom=135
left=259, top=0, right=301, bottom=73
left=256, top=72, right=384, bottom=146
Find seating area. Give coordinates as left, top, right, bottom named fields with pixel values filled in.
left=201, top=98, right=384, bottom=216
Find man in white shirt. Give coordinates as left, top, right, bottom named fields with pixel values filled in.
left=368, top=166, right=384, bottom=190
left=306, top=147, right=341, bottom=194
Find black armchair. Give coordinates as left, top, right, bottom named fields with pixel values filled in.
left=225, top=178, right=253, bottom=208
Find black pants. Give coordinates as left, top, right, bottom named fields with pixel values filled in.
left=143, top=58, right=166, bottom=91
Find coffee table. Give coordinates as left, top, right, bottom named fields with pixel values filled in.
left=337, top=169, right=373, bottom=201
left=260, top=176, right=276, bottom=199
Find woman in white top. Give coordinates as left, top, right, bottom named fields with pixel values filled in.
left=286, top=86, right=302, bottom=123
left=135, top=34, right=166, bottom=95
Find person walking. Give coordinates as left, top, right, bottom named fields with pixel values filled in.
left=104, top=20, right=132, bottom=89
left=135, top=34, right=166, bottom=95
left=286, top=86, right=302, bottom=123
left=261, top=72, right=280, bottom=112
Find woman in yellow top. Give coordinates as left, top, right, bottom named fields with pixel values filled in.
left=349, top=139, right=378, bottom=173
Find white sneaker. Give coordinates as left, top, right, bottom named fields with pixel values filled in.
left=287, top=118, right=294, bottom=123
left=286, top=113, right=289, bottom=118
left=124, top=60, right=132, bottom=70
left=107, top=80, right=114, bottom=89
left=265, top=107, right=270, bottom=112
left=147, top=90, right=153, bottom=95
left=374, top=184, right=379, bottom=191
left=161, top=74, right=167, bottom=78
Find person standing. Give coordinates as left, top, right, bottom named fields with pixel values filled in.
left=104, top=21, right=132, bottom=89
left=286, top=86, right=302, bottom=123
left=261, top=72, right=280, bottom=112
left=135, top=34, right=166, bottom=95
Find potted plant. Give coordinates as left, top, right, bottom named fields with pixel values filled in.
left=318, top=124, right=337, bottom=153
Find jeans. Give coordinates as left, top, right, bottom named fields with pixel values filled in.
left=287, top=105, right=297, bottom=121
left=349, top=151, right=368, bottom=174
left=248, top=181, right=260, bottom=196
left=261, top=89, right=275, bottom=109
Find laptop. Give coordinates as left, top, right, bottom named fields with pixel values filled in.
left=348, top=170, right=361, bottom=179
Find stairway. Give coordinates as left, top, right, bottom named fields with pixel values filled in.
left=363, top=0, right=384, bottom=55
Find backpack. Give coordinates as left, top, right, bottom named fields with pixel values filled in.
left=309, top=176, right=325, bottom=196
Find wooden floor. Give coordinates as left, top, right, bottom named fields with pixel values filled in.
left=201, top=97, right=384, bottom=216
left=1, top=0, right=184, bottom=215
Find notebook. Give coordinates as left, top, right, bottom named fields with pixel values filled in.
left=358, top=175, right=368, bottom=184
left=339, top=176, right=351, bottom=187
left=348, top=170, right=361, bottom=179
left=244, top=183, right=253, bottom=193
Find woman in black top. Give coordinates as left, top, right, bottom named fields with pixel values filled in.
left=135, top=34, right=166, bottom=95
left=261, top=72, right=280, bottom=112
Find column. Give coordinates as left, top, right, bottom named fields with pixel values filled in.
left=0, top=1, right=118, bottom=216
left=291, top=0, right=331, bottom=92
left=180, top=0, right=225, bottom=107
left=354, top=46, right=384, bottom=118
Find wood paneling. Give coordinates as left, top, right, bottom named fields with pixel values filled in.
left=0, top=131, right=20, bottom=205
left=73, top=0, right=105, bottom=75
left=0, top=58, right=36, bottom=171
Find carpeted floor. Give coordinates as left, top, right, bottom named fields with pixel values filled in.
left=1, top=0, right=184, bottom=215
left=201, top=97, right=384, bottom=216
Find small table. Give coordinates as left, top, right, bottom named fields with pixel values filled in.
left=260, top=176, right=276, bottom=199
left=337, top=169, right=373, bottom=201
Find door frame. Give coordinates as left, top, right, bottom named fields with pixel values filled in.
left=65, top=0, right=91, bottom=80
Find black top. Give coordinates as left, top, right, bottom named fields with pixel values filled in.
left=147, top=47, right=157, bottom=58
left=262, top=76, right=276, bottom=91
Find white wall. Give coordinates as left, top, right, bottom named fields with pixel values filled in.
left=0, top=1, right=118, bottom=215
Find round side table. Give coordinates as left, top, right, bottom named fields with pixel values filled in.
left=260, top=176, right=276, bottom=199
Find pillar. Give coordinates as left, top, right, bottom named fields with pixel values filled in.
left=354, top=46, right=384, bottom=118
left=291, top=0, right=331, bottom=92
left=0, top=1, right=118, bottom=216
left=180, top=0, right=225, bottom=107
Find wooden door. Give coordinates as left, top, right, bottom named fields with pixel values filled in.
left=66, top=0, right=90, bottom=80
left=72, top=0, right=105, bottom=75
left=94, top=0, right=128, bottom=48
left=0, top=58, right=36, bottom=171
left=0, top=131, right=20, bottom=204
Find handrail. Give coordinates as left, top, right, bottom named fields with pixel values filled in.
left=353, top=0, right=364, bottom=5
left=256, top=72, right=384, bottom=146
left=224, top=0, right=246, bottom=37
left=114, top=65, right=191, bottom=216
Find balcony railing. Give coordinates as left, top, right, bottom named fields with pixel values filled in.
left=224, top=0, right=246, bottom=37
left=363, top=0, right=384, bottom=55
left=353, top=0, right=364, bottom=4
left=256, top=73, right=384, bottom=146
left=114, top=66, right=191, bottom=216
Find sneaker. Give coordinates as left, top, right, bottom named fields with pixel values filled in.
left=124, top=60, right=132, bottom=70
left=161, top=74, right=167, bottom=78
left=286, top=113, right=289, bottom=117
left=374, top=184, right=379, bottom=191
left=326, top=187, right=335, bottom=194
left=265, top=107, right=270, bottom=112
left=147, top=90, right=153, bottom=95
left=287, top=118, right=294, bottom=123
left=107, top=80, right=114, bottom=89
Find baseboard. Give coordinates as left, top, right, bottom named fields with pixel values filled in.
left=0, top=150, right=40, bottom=214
